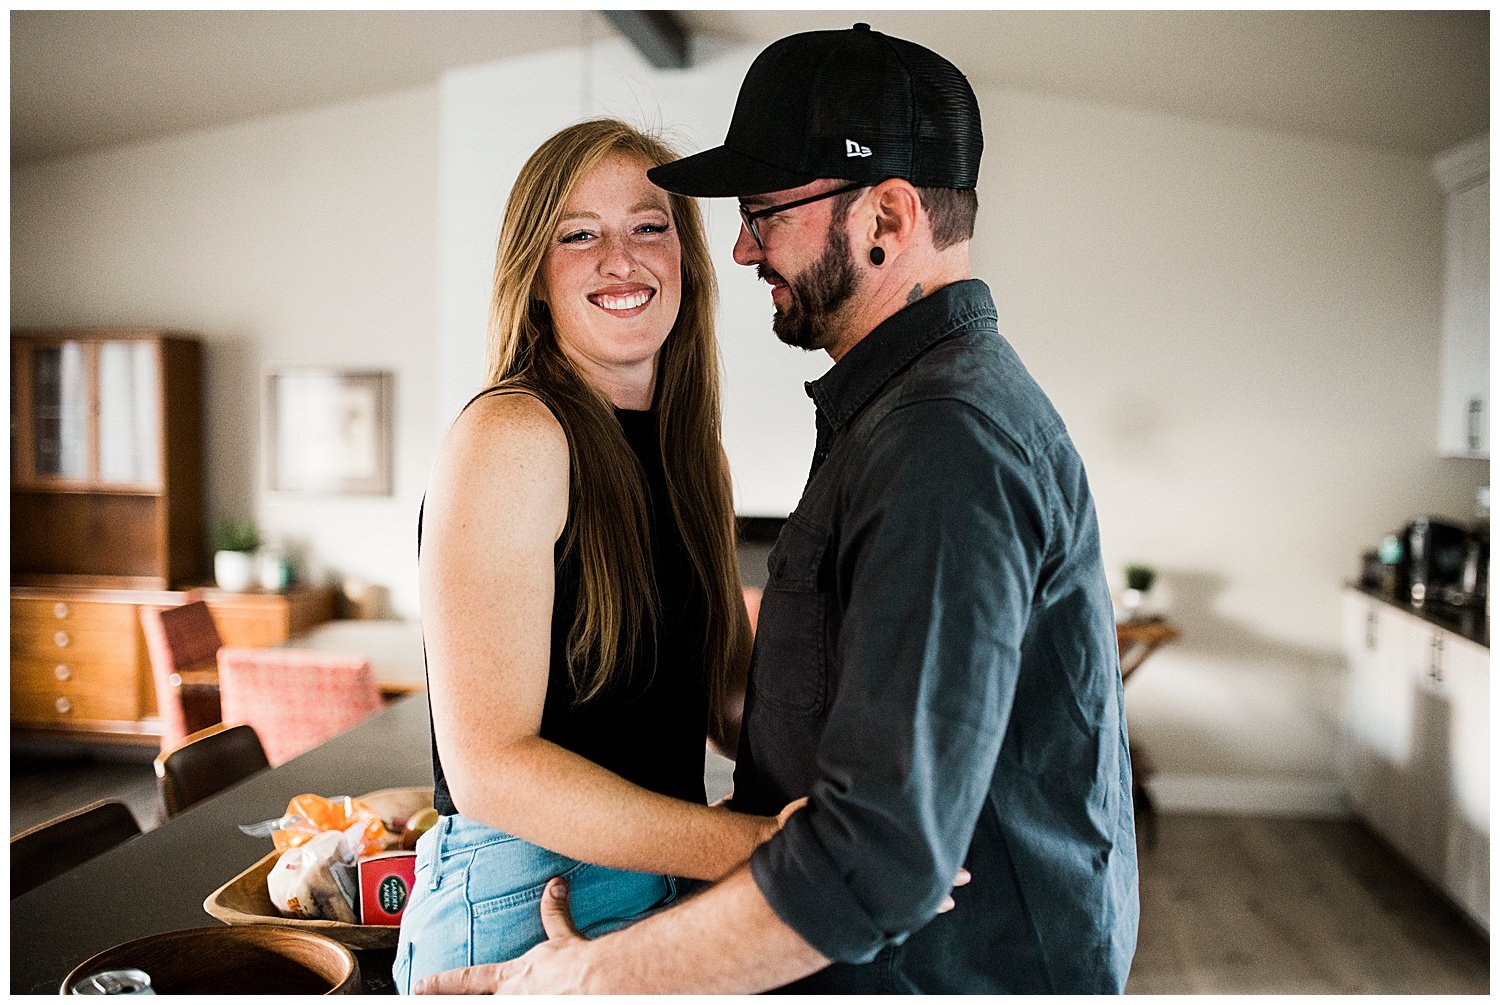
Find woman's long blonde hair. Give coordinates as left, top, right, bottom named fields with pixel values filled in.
left=485, top=118, right=744, bottom=725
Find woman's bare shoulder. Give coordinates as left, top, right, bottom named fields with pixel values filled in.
left=428, top=391, right=570, bottom=535
left=440, top=391, right=567, bottom=468
left=456, top=390, right=565, bottom=442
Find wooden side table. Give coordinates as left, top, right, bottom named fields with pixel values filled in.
left=1116, top=617, right=1182, bottom=849
left=1117, top=619, right=1182, bottom=682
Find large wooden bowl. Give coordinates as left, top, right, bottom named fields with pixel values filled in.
left=203, top=786, right=434, bottom=950
left=60, top=925, right=359, bottom=995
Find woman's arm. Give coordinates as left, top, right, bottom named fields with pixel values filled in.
left=422, top=394, right=774, bottom=881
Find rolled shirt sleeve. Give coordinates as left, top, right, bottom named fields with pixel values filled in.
left=749, top=398, right=1050, bottom=963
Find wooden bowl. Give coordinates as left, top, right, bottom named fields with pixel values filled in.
left=203, top=786, right=434, bottom=949
left=60, top=925, right=359, bottom=994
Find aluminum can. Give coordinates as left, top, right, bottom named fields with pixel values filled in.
left=71, top=968, right=155, bottom=995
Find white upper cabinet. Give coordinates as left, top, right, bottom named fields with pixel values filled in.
left=1433, top=135, right=1488, bottom=459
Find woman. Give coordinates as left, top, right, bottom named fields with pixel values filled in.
left=393, top=119, right=778, bottom=992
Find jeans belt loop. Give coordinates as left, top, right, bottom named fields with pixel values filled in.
left=426, top=816, right=450, bottom=892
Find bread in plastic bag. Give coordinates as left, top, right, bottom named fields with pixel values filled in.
left=243, top=792, right=400, bottom=922
left=266, top=830, right=359, bottom=923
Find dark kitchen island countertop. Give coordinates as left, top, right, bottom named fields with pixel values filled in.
left=10, top=694, right=437, bottom=995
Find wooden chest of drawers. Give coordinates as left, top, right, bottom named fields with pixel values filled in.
left=11, top=586, right=336, bottom=744
left=11, top=595, right=154, bottom=734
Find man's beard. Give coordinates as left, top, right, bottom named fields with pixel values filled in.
left=762, top=219, right=861, bottom=351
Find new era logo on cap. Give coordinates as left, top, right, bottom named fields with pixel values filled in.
left=845, top=139, right=872, bottom=158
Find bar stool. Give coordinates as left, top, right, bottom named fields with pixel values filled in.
left=155, top=722, right=271, bottom=818
left=11, top=800, right=142, bottom=897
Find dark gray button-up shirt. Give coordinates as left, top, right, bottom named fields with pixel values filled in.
left=736, top=279, right=1139, bottom=994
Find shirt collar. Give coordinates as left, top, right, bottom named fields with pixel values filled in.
left=805, top=278, right=997, bottom=431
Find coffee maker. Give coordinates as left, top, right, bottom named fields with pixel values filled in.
left=1453, top=534, right=1489, bottom=606
left=1404, top=517, right=1469, bottom=607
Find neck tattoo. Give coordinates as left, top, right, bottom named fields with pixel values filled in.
left=907, top=284, right=923, bottom=305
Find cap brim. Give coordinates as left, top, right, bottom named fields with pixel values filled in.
left=647, top=145, right=816, bottom=198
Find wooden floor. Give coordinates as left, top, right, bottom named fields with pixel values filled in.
left=9, top=749, right=1489, bottom=994
left=1128, top=813, right=1489, bottom=994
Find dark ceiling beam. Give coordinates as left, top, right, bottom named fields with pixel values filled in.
left=601, top=11, right=691, bottom=69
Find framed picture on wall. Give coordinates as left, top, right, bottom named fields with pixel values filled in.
left=266, top=368, right=394, bottom=495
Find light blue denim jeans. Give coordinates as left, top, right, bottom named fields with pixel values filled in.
left=392, top=814, right=680, bottom=994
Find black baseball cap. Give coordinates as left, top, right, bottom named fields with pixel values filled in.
left=648, top=23, right=982, bottom=198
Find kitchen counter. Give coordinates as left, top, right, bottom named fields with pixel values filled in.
left=1352, top=583, right=1488, bottom=648
left=10, top=694, right=436, bottom=994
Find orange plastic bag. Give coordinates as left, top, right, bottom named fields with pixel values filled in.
left=269, top=793, right=393, bottom=858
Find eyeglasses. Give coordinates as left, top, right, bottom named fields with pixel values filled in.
left=738, top=182, right=871, bottom=250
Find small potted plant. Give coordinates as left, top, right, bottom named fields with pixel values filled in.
left=1120, top=564, right=1157, bottom=622
left=212, top=516, right=262, bottom=592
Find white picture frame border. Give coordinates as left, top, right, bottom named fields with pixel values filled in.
left=264, top=367, right=394, bottom=495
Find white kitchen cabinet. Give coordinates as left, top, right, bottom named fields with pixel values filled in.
left=1441, top=633, right=1489, bottom=930
left=1406, top=627, right=1457, bottom=893
left=1433, top=135, right=1488, bottom=459
left=1338, top=589, right=1489, bottom=931
left=1338, top=594, right=1414, bottom=842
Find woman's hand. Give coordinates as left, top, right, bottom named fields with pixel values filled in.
left=745, top=796, right=807, bottom=847
left=938, top=867, right=972, bottom=914
left=775, top=796, right=809, bottom=829
left=754, top=797, right=973, bottom=914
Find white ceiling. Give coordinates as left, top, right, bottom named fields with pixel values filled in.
left=10, top=10, right=1489, bottom=167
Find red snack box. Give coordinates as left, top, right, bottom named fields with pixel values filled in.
left=357, top=851, right=418, bottom=925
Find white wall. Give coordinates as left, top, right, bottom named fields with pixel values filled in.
left=11, top=30, right=1486, bottom=813
left=11, top=87, right=441, bottom=617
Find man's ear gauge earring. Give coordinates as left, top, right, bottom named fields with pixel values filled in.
left=869, top=247, right=885, bottom=266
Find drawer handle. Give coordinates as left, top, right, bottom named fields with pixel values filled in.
left=53, top=602, right=70, bottom=619
left=168, top=673, right=183, bottom=688
left=54, top=631, right=70, bottom=648
left=55, top=697, right=72, bottom=715
left=54, top=664, right=71, bottom=682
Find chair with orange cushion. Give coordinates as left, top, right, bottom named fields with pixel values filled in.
left=139, top=601, right=224, bottom=752
left=216, top=647, right=383, bottom=766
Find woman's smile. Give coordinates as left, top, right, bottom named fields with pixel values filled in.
left=588, top=283, right=656, bottom=316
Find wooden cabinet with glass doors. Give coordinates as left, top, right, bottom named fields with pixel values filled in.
left=11, top=329, right=205, bottom=590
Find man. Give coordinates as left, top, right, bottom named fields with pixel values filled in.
left=417, top=23, right=1138, bottom=994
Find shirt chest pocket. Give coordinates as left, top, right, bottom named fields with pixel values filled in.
left=750, top=517, right=831, bottom=717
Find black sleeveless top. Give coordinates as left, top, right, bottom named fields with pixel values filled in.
left=427, top=402, right=710, bottom=817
